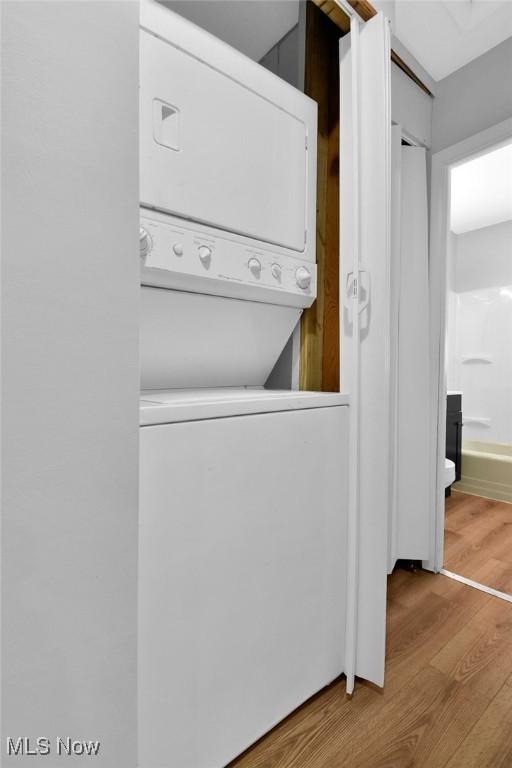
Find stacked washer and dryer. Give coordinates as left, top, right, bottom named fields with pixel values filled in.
left=138, top=3, right=350, bottom=767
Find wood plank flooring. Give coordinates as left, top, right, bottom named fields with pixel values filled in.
left=444, top=491, right=512, bottom=592
left=229, top=567, right=512, bottom=768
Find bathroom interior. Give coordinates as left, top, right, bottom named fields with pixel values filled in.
left=443, top=139, right=512, bottom=594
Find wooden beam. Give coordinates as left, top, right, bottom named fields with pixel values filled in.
left=309, top=0, right=372, bottom=28
left=300, top=2, right=341, bottom=392
left=309, top=0, right=350, bottom=33
left=322, top=35, right=340, bottom=392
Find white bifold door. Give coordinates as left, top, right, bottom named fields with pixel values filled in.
left=391, top=141, right=430, bottom=569
left=340, top=16, right=432, bottom=690
left=339, top=12, right=391, bottom=691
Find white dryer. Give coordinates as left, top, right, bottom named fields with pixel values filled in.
left=138, top=3, right=349, bottom=767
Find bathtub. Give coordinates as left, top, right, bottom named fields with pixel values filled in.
left=454, top=440, right=512, bottom=503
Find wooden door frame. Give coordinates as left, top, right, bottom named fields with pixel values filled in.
left=300, top=1, right=346, bottom=392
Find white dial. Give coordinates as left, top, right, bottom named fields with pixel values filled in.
left=173, top=243, right=184, bottom=257
left=248, top=257, right=262, bottom=278
left=139, top=227, right=152, bottom=259
left=198, top=245, right=212, bottom=266
left=271, top=264, right=282, bottom=281
left=295, top=266, right=311, bottom=290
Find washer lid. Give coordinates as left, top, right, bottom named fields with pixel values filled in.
left=140, top=388, right=349, bottom=425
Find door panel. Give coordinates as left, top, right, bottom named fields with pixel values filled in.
left=340, top=13, right=391, bottom=689
left=396, top=147, right=430, bottom=560
left=388, top=124, right=402, bottom=573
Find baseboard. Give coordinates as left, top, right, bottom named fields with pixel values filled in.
left=453, top=476, right=512, bottom=504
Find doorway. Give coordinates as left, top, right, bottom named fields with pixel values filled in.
left=430, top=119, right=512, bottom=597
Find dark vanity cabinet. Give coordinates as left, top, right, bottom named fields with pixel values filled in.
left=446, top=393, right=462, bottom=482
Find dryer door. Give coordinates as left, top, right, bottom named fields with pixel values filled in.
left=140, top=28, right=308, bottom=254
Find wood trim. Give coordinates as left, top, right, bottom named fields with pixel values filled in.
left=311, top=0, right=434, bottom=97
left=345, top=0, right=377, bottom=20
left=321, top=41, right=340, bottom=392
left=309, top=0, right=351, bottom=33
left=300, top=2, right=328, bottom=390
left=300, top=1, right=341, bottom=391
left=391, top=49, right=433, bottom=97
left=309, top=0, right=372, bottom=26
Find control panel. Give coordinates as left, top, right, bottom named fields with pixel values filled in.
left=140, top=211, right=316, bottom=309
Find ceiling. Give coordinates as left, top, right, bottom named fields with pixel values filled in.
left=373, top=0, right=512, bottom=81
left=160, top=1, right=299, bottom=62
left=450, top=141, right=512, bottom=234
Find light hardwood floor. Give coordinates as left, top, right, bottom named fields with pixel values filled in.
left=444, top=490, right=512, bottom=592
left=229, top=566, right=512, bottom=768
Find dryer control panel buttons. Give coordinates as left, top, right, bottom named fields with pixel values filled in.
left=295, top=266, right=311, bottom=290
left=198, top=245, right=212, bottom=267
left=271, top=264, right=282, bottom=281
left=139, top=212, right=316, bottom=309
left=140, top=227, right=152, bottom=259
left=248, top=257, right=262, bottom=278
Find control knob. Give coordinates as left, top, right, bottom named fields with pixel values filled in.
left=248, top=257, right=262, bottom=278
left=139, top=227, right=152, bottom=259
left=295, top=266, right=311, bottom=290
left=271, top=264, right=282, bottom=281
left=198, top=245, right=212, bottom=267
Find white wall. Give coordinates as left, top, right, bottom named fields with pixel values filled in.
left=391, top=62, right=432, bottom=148
left=161, top=0, right=299, bottom=62
left=1, top=3, right=139, bottom=764
left=260, top=21, right=304, bottom=91
left=432, top=36, right=512, bottom=153
left=453, top=220, right=512, bottom=292
left=447, top=221, right=512, bottom=444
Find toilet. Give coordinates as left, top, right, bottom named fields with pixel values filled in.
left=444, top=458, right=456, bottom=488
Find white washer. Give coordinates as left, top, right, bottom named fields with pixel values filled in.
left=139, top=389, right=349, bottom=768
